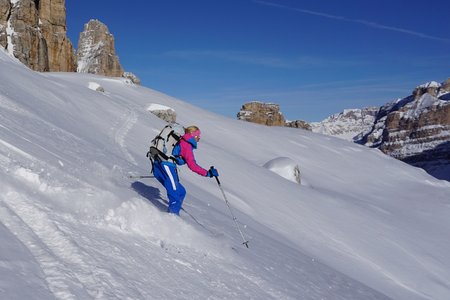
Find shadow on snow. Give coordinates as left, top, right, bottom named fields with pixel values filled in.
left=131, top=181, right=168, bottom=212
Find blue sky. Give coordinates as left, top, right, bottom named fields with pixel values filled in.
left=66, top=0, right=450, bottom=122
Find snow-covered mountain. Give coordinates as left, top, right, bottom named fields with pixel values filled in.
left=359, top=80, right=450, bottom=181
left=2, top=48, right=450, bottom=300
left=311, top=107, right=379, bottom=141
left=311, top=79, right=450, bottom=181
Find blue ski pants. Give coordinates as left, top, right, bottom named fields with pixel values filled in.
left=153, top=161, right=186, bottom=215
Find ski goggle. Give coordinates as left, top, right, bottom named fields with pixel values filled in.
left=192, top=129, right=201, bottom=139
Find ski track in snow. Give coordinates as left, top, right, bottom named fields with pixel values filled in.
left=0, top=190, right=88, bottom=300
left=0, top=138, right=35, bottom=160
left=1, top=171, right=140, bottom=299
left=113, top=108, right=137, bottom=165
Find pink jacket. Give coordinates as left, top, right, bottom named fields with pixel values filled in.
left=179, top=133, right=208, bottom=176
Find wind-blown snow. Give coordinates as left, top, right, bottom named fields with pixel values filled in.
left=1, top=48, right=450, bottom=300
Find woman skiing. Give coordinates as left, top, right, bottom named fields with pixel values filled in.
left=152, top=125, right=219, bottom=215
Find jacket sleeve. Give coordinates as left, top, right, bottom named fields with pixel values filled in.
left=181, top=142, right=208, bottom=176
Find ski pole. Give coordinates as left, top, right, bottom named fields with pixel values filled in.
left=128, top=175, right=155, bottom=179
left=211, top=167, right=249, bottom=248
left=181, top=207, right=218, bottom=236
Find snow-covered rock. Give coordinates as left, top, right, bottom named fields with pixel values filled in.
left=147, top=103, right=177, bottom=122
left=122, top=71, right=141, bottom=85
left=88, top=81, right=104, bottom=92
left=263, top=157, right=301, bottom=184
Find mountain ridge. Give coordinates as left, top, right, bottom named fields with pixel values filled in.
left=308, top=78, right=450, bottom=181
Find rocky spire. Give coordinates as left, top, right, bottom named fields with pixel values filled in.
left=76, top=19, right=124, bottom=77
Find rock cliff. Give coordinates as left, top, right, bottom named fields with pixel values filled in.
left=38, top=0, right=76, bottom=72
left=0, top=0, right=76, bottom=72
left=359, top=79, right=450, bottom=180
left=316, top=78, right=450, bottom=181
left=1, top=2, right=139, bottom=80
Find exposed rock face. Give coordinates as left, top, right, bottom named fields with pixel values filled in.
left=358, top=79, right=450, bottom=181
left=311, top=107, right=379, bottom=141
left=0, top=0, right=76, bottom=72
left=77, top=19, right=124, bottom=77
left=3, top=0, right=48, bottom=71
left=38, top=0, right=76, bottom=72
left=2, top=2, right=138, bottom=80
left=237, top=101, right=286, bottom=126
left=413, top=81, right=440, bottom=100
left=0, top=0, right=10, bottom=48
left=362, top=95, right=450, bottom=152
left=285, top=120, right=312, bottom=131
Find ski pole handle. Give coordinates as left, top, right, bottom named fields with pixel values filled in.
left=210, top=166, right=221, bottom=185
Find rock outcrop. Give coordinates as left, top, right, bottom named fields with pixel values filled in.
left=123, top=72, right=141, bottom=85
left=285, top=120, right=312, bottom=131
left=76, top=19, right=124, bottom=77
left=237, top=101, right=286, bottom=126
left=237, top=101, right=311, bottom=130
left=413, top=81, right=440, bottom=100
left=147, top=103, right=177, bottom=123
left=0, top=0, right=76, bottom=72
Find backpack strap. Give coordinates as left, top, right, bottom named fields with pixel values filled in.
left=149, top=146, right=170, bottom=161
left=168, top=130, right=181, bottom=142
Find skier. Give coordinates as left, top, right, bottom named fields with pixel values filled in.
left=152, top=125, right=219, bottom=215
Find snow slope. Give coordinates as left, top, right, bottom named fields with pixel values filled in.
left=1, top=48, right=450, bottom=300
